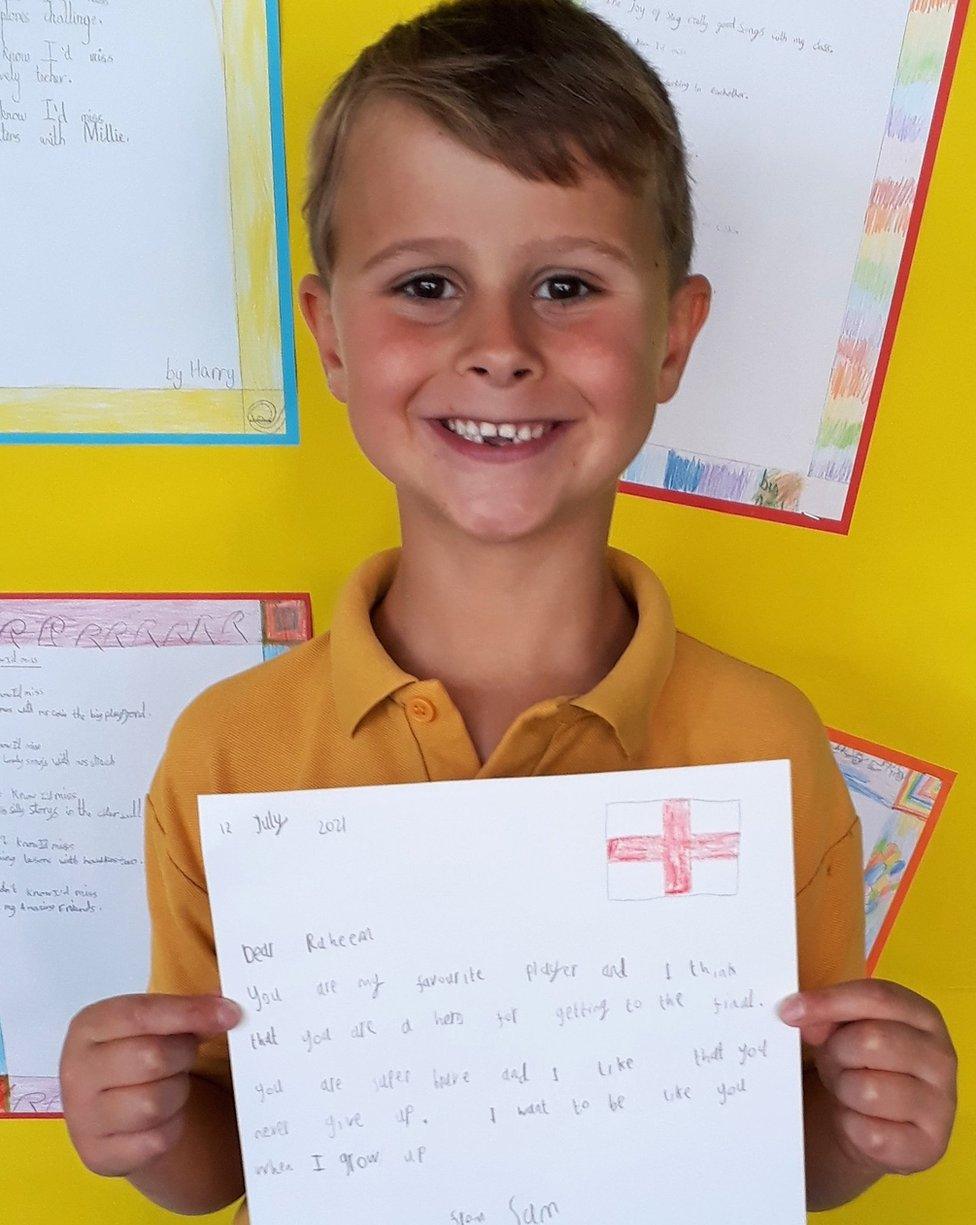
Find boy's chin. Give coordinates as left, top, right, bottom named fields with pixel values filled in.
left=449, top=504, right=588, bottom=548
left=399, top=483, right=619, bottom=548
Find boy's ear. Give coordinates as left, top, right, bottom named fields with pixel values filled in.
left=655, top=274, right=712, bottom=405
left=298, top=273, right=348, bottom=403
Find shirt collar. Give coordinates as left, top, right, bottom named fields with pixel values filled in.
left=331, top=548, right=417, bottom=739
left=331, top=546, right=675, bottom=758
left=568, top=546, right=676, bottom=758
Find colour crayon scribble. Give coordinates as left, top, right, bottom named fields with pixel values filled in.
left=893, top=770, right=942, bottom=817
left=661, top=452, right=755, bottom=503
left=606, top=798, right=741, bottom=900
left=861, top=798, right=942, bottom=960
left=810, top=0, right=962, bottom=490
left=830, top=732, right=953, bottom=966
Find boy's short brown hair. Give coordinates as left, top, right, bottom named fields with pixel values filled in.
left=303, top=0, right=695, bottom=292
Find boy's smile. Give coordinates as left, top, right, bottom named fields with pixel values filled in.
left=300, top=95, right=709, bottom=545
left=429, top=413, right=572, bottom=463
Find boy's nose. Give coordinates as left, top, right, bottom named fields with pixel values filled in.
left=461, top=349, right=538, bottom=387
left=459, top=343, right=539, bottom=388
left=456, top=297, right=541, bottom=387
left=469, top=364, right=533, bottom=380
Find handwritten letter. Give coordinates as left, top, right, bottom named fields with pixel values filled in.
left=201, top=759, right=806, bottom=1223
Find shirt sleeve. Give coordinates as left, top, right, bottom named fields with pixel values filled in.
left=790, top=705, right=866, bottom=1067
left=144, top=741, right=232, bottom=1094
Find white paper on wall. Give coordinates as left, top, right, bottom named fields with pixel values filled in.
left=0, top=595, right=310, bottom=1114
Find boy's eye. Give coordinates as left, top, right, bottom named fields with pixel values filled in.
left=395, top=274, right=454, bottom=301
left=537, top=276, right=598, bottom=303
left=393, top=273, right=598, bottom=304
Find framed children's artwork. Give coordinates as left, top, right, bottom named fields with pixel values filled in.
left=0, top=592, right=312, bottom=1117
left=828, top=729, right=954, bottom=972
left=0, top=0, right=297, bottom=444
left=586, top=0, right=970, bottom=531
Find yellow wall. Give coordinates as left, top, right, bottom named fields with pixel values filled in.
left=2, top=2, right=972, bottom=1220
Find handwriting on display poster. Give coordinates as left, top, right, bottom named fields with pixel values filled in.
left=200, top=760, right=807, bottom=1223
left=0, top=596, right=308, bottom=1113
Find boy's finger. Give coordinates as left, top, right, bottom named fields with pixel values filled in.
left=821, top=1018, right=958, bottom=1092
left=96, top=1072, right=192, bottom=1137
left=72, top=993, right=241, bottom=1046
left=830, top=1067, right=944, bottom=1128
left=76, top=1109, right=187, bottom=1179
left=86, top=1033, right=200, bottom=1092
left=776, top=979, right=948, bottom=1045
left=836, top=1108, right=946, bottom=1176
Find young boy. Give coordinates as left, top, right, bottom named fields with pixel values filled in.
left=59, top=1, right=956, bottom=1220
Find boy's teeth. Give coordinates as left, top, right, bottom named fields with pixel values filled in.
left=443, top=417, right=555, bottom=445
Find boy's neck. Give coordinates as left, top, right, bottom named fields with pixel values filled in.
left=369, top=514, right=638, bottom=762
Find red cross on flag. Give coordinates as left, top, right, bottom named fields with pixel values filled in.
left=606, top=798, right=741, bottom=900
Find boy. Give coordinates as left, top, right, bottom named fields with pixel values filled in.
left=59, top=1, right=956, bottom=1220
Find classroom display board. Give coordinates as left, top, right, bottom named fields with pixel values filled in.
left=0, top=595, right=312, bottom=1117
left=0, top=0, right=297, bottom=444
left=583, top=0, right=968, bottom=532
left=0, top=0, right=972, bottom=1222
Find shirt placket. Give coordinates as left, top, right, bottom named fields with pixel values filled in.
left=400, top=681, right=481, bottom=781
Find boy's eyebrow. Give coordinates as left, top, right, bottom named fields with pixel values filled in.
left=360, top=235, right=637, bottom=274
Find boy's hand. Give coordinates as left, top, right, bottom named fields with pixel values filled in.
left=60, top=993, right=242, bottom=1178
left=778, top=979, right=957, bottom=1177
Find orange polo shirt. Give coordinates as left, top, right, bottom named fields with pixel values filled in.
left=145, top=546, right=865, bottom=1225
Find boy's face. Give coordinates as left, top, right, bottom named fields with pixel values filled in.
left=300, top=96, right=710, bottom=545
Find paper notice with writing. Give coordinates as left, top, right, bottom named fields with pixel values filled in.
left=199, top=759, right=806, bottom=1224
left=0, top=594, right=310, bottom=1116
left=0, top=0, right=296, bottom=443
left=586, top=0, right=967, bottom=528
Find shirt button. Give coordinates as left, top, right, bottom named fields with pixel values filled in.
left=408, top=696, right=436, bottom=723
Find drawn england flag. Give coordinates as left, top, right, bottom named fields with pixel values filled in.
left=606, top=798, right=741, bottom=900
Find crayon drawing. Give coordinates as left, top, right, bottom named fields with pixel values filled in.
left=829, top=729, right=954, bottom=971
left=606, top=798, right=741, bottom=899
